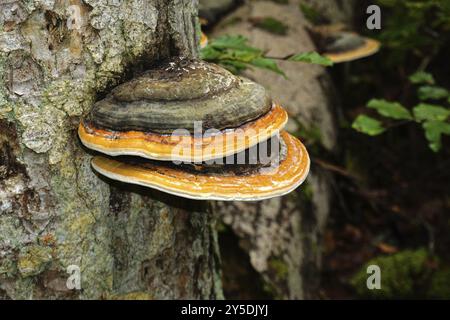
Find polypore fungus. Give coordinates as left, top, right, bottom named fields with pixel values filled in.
left=79, top=57, right=309, bottom=201
left=310, top=24, right=380, bottom=63
left=323, top=33, right=380, bottom=63
left=200, top=32, right=208, bottom=48
left=90, top=131, right=309, bottom=201
left=79, top=58, right=287, bottom=162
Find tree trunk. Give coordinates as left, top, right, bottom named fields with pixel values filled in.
left=302, top=0, right=357, bottom=26
left=210, top=0, right=347, bottom=299
left=0, top=0, right=222, bottom=299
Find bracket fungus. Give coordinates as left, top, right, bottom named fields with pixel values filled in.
left=79, top=57, right=309, bottom=201
left=311, top=24, right=380, bottom=63
left=79, top=58, right=287, bottom=162
left=91, top=131, right=309, bottom=201
left=200, top=32, right=208, bottom=49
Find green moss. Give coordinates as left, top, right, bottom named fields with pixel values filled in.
left=109, top=292, right=154, bottom=300
left=11, top=277, right=36, bottom=299
left=221, top=17, right=243, bottom=28
left=351, top=249, right=432, bottom=299
left=299, top=4, right=323, bottom=25
left=299, top=181, right=313, bottom=202
left=0, top=54, right=12, bottom=120
left=42, top=77, right=98, bottom=118
left=216, top=221, right=228, bottom=233
left=262, top=281, right=281, bottom=299
left=290, top=116, right=323, bottom=150
left=268, top=258, right=289, bottom=281
left=427, top=268, right=450, bottom=299
left=253, top=17, right=289, bottom=36
left=0, top=257, right=17, bottom=278
left=297, top=124, right=322, bottom=146
left=69, top=213, right=96, bottom=234
left=270, top=0, right=289, bottom=4
left=17, top=245, right=53, bottom=278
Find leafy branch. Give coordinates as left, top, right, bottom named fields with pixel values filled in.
left=352, top=71, right=450, bottom=152
left=200, top=35, right=332, bottom=77
left=375, top=0, right=450, bottom=66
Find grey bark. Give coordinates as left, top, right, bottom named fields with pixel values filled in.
left=301, top=0, right=357, bottom=26
left=211, top=0, right=345, bottom=299
left=0, top=0, right=222, bottom=299
left=199, top=0, right=237, bottom=24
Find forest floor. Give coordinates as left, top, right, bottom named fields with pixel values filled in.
left=204, top=0, right=450, bottom=299
left=320, top=23, right=450, bottom=299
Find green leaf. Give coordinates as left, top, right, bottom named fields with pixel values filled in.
left=413, top=103, right=450, bottom=121
left=218, top=60, right=248, bottom=74
left=208, top=35, right=247, bottom=48
left=418, top=86, right=449, bottom=101
left=199, top=46, right=222, bottom=60
left=352, top=115, right=386, bottom=136
left=250, top=57, right=286, bottom=78
left=202, top=34, right=331, bottom=78
left=409, top=71, right=435, bottom=85
left=252, top=17, right=289, bottom=35
left=289, top=52, right=333, bottom=66
left=209, top=35, right=261, bottom=53
left=367, top=99, right=413, bottom=120
left=299, top=3, right=322, bottom=24
left=220, top=49, right=261, bottom=62
left=422, top=120, right=450, bottom=152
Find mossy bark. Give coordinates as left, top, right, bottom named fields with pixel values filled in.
left=0, top=0, right=222, bottom=299
left=210, top=0, right=350, bottom=299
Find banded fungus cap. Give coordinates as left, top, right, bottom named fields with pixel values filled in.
left=79, top=57, right=309, bottom=201
left=322, top=32, right=380, bottom=63
left=310, top=24, right=380, bottom=63
left=200, top=32, right=208, bottom=49
left=79, top=58, right=287, bottom=162
left=90, top=131, right=310, bottom=201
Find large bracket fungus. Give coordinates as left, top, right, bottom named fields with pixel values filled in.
left=79, top=57, right=309, bottom=201
left=79, top=58, right=287, bottom=162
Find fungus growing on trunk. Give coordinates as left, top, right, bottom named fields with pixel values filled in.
left=310, top=24, right=380, bottom=63
left=79, top=58, right=287, bottom=162
left=91, top=131, right=309, bottom=201
left=322, top=33, right=380, bottom=63
left=79, top=57, right=309, bottom=201
left=200, top=32, right=208, bottom=48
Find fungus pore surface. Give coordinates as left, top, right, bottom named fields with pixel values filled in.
left=90, top=131, right=310, bottom=201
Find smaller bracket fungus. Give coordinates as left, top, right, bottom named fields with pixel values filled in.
left=310, top=24, right=380, bottom=63
left=323, top=33, right=380, bottom=63
left=91, top=131, right=309, bottom=201
left=200, top=32, right=208, bottom=49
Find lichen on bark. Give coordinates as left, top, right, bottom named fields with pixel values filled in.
left=210, top=0, right=341, bottom=299
left=1, top=0, right=222, bottom=299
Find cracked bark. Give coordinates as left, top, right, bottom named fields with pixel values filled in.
left=0, top=0, right=222, bottom=299
left=210, top=0, right=350, bottom=299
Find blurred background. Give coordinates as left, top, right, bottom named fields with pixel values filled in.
left=200, top=0, right=450, bottom=299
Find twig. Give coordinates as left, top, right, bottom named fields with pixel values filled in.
left=313, top=158, right=361, bottom=180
